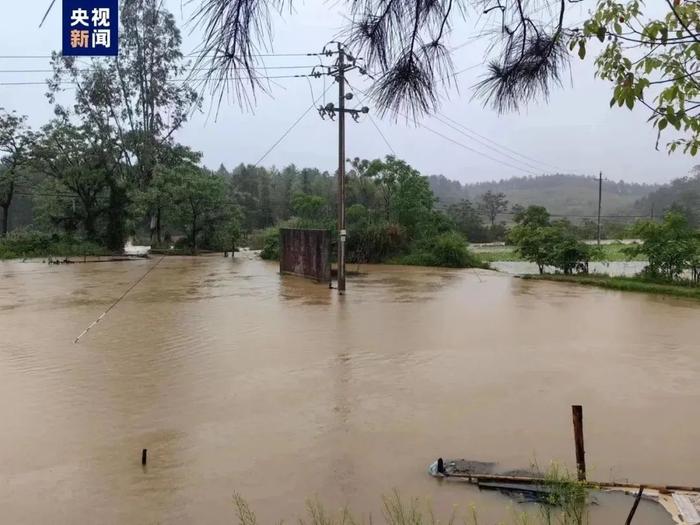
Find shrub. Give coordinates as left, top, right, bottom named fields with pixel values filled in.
left=346, top=222, right=406, bottom=263
left=0, top=230, right=108, bottom=259
left=393, top=232, right=484, bottom=268
left=259, top=228, right=280, bottom=260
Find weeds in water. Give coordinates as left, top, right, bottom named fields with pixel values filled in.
left=232, top=469, right=591, bottom=525
left=535, top=463, right=590, bottom=525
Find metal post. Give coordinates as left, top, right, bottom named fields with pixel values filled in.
left=597, top=171, right=602, bottom=246
left=337, top=42, right=346, bottom=293
left=572, top=405, right=586, bottom=481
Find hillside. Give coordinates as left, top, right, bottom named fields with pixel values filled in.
left=428, top=174, right=658, bottom=217
left=631, top=172, right=700, bottom=226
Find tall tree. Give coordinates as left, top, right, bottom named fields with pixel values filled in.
left=478, top=190, right=508, bottom=227
left=31, top=119, right=110, bottom=240
left=47, top=0, right=199, bottom=247
left=0, top=110, right=35, bottom=235
left=171, top=167, right=232, bottom=254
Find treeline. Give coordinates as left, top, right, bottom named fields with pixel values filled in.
left=0, top=0, right=234, bottom=257
left=428, top=173, right=658, bottom=216
left=632, top=169, right=700, bottom=227
left=231, top=157, right=483, bottom=268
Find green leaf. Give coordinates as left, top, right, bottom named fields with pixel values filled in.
left=596, top=26, right=606, bottom=42
left=658, top=118, right=668, bottom=130
left=614, top=22, right=622, bottom=34
left=578, top=42, right=586, bottom=60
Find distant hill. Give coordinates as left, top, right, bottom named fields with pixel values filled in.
left=631, top=171, right=700, bottom=226
left=428, top=174, right=658, bottom=217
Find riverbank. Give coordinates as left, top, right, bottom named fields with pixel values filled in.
left=474, top=243, right=646, bottom=263
left=521, top=273, right=700, bottom=301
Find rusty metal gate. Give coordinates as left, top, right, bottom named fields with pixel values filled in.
left=279, top=228, right=331, bottom=283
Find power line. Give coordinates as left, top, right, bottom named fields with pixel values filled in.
left=350, top=85, right=541, bottom=175
left=432, top=113, right=550, bottom=173
left=0, top=73, right=319, bottom=87
left=419, top=122, right=539, bottom=175
left=437, top=112, right=566, bottom=172
left=368, top=115, right=396, bottom=155
left=253, top=83, right=334, bottom=166
left=0, top=51, right=325, bottom=59
left=346, top=82, right=396, bottom=155
left=0, top=64, right=317, bottom=74
left=73, top=255, right=166, bottom=344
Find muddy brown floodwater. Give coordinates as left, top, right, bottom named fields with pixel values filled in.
left=1, top=255, right=698, bottom=524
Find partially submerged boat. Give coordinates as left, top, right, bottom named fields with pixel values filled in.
left=428, top=458, right=700, bottom=524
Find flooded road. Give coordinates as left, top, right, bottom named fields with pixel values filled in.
left=1, top=256, right=698, bottom=524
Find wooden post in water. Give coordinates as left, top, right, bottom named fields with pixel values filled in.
left=624, top=486, right=644, bottom=525
left=142, top=448, right=148, bottom=466
left=572, top=405, right=586, bottom=481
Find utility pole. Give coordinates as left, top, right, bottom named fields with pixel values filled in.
left=597, top=171, right=603, bottom=246
left=316, top=42, right=370, bottom=294
left=337, top=42, right=347, bottom=293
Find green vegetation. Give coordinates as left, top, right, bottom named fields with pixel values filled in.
left=476, top=243, right=646, bottom=264
left=388, top=232, right=486, bottom=269
left=575, top=2, right=700, bottom=155
left=231, top=466, right=590, bottom=525
left=0, top=231, right=109, bottom=259
left=508, top=206, right=594, bottom=274
left=522, top=274, right=700, bottom=301
left=511, top=211, right=700, bottom=298
left=624, top=212, right=700, bottom=284
left=228, top=156, right=483, bottom=269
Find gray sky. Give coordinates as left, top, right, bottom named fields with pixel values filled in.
left=0, top=1, right=693, bottom=185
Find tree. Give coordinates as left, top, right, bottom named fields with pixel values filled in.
left=364, top=156, right=434, bottom=235
left=509, top=205, right=592, bottom=274
left=446, top=199, right=488, bottom=242
left=188, top=0, right=576, bottom=117
left=479, top=191, right=508, bottom=227
left=171, top=167, right=231, bottom=254
left=575, top=1, right=700, bottom=155
left=47, top=0, right=199, bottom=247
left=513, top=204, right=550, bottom=228
left=625, top=212, right=699, bottom=281
left=291, top=193, right=327, bottom=225
left=31, top=119, right=110, bottom=241
left=0, top=110, right=35, bottom=235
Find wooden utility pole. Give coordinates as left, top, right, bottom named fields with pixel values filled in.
left=316, top=42, right=370, bottom=293
left=597, top=172, right=603, bottom=246
left=337, top=42, right=347, bottom=293
left=572, top=405, right=586, bottom=481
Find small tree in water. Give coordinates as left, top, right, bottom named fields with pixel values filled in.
left=625, top=212, right=700, bottom=283
left=509, top=206, right=593, bottom=275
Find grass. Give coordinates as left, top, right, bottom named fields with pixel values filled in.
left=473, top=243, right=646, bottom=263
left=231, top=466, right=590, bottom=525
left=522, top=273, right=700, bottom=300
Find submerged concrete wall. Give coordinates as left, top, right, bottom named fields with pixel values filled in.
left=279, top=228, right=331, bottom=283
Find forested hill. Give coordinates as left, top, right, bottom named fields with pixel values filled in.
left=428, top=174, right=658, bottom=216
left=631, top=171, right=700, bottom=225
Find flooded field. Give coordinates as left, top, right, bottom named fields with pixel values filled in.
left=1, top=255, right=698, bottom=524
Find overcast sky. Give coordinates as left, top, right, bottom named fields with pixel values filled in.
left=0, top=1, right=694, bottom=185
